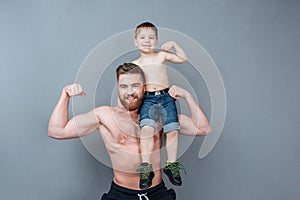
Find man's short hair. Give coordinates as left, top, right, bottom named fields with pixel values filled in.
left=116, top=63, right=145, bottom=83
left=135, top=21, right=158, bottom=39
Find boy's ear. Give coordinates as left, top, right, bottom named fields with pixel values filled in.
left=134, top=38, right=138, bottom=47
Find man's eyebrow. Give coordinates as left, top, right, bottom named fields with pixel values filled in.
left=132, top=82, right=142, bottom=85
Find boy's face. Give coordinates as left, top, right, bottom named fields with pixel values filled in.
left=134, top=28, right=158, bottom=53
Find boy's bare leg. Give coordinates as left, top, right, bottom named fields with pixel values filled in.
left=138, top=125, right=155, bottom=189
left=166, top=130, right=178, bottom=162
left=164, top=129, right=186, bottom=186
left=140, top=126, right=155, bottom=163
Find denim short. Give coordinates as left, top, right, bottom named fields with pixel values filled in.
left=139, top=89, right=180, bottom=133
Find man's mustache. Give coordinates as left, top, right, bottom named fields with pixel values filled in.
left=125, top=94, right=138, bottom=99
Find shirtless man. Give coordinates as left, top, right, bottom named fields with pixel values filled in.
left=48, top=63, right=211, bottom=200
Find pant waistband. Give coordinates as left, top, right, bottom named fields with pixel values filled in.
left=144, top=88, right=169, bottom=96
left=110, top=180, right=166, bottom=195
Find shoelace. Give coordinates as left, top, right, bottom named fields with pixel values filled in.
left=165, top=161, right=186, bottom=176
left=137, top=164, right=152, bottom=180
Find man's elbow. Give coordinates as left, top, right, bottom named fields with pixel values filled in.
left=196, top=126, right=212, bottom=136
left=48, top=128, right=65, bottom=139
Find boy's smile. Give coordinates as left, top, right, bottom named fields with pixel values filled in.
left=134, top=28, right=158, bottom=53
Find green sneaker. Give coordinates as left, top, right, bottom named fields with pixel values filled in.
left=163, top=161, right=186, bottom=186
left=136, top=162, right=155, bottom=189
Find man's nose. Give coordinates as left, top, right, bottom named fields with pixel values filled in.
left=126, top=87, right=134, bottom=94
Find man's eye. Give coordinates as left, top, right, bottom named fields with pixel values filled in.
left=119, top=85, right=126, bottom=88
left=133, top=84, right=140, bottom=88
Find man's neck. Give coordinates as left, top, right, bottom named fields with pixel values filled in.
left=116, top=105, right=139, bottom=122
left=130, top=112, right=139, bottom=123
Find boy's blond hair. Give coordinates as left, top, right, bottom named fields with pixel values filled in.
left=135, top=22, right=158, bottom=39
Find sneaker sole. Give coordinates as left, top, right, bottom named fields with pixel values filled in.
left=163, top=169, right=182, bottom=186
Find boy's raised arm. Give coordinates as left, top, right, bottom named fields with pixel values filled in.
left=48, top=84, right=99, bottom=139
left=161, top=41, right=188, bottom=63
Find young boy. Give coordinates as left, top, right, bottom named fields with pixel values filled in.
left=133, top=22, right=188, bottom=189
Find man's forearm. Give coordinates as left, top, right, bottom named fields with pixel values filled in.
left=48, top=90, right=70, bottom=137
left=184, top=92, right=211, bottom=134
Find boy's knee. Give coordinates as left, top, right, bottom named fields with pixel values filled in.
left=166, top=130, right=178, bottom=138
left=141, top=126, right=155, bottom=137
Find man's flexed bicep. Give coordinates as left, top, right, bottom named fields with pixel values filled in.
left=48, top=84, right=99, bottom=139
left=168, top=85, right=212, bottom=136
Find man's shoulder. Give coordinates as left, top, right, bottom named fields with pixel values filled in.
left=93, top=106, right=114, bottom=125
left=94, top=106, right=112, bottom=115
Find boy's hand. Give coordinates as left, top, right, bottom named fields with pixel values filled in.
left=168, top=85, right=189, bottom=99
left=63, top=84, right=86, bottom=97
left=161, top=41, right=175, bottom=52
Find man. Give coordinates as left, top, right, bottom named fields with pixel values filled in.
left=48, top=63, right=211, bottom=200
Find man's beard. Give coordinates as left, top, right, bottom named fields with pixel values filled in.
left=119, top=93, right=143, bottom=111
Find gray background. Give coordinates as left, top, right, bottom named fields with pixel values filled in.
left=1, top=0, right=299, bottom=199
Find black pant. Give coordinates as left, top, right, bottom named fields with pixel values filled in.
left=101, top=181, right=176, bottom=200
